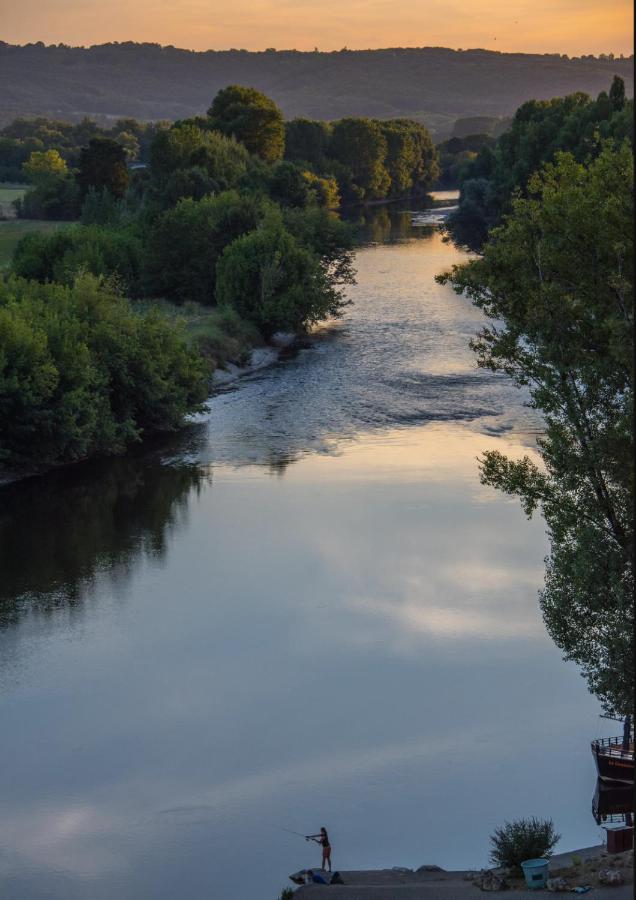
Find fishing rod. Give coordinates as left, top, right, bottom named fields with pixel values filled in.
left=276, top=825, right=310, bottom=840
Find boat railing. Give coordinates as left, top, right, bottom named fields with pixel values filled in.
left=592, top=736, right=634, bottom=760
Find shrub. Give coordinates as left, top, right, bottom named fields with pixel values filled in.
left=489, top=818, right=560, bottom=871
left=0, top=275, right=210, bottom=468
left=278, top=889, right=295, bottom=900
left=216, top=224, right=347, bottom=334
left=12, top=224, right=143, bottom=296
left=142, top=191, right=269, bottom=304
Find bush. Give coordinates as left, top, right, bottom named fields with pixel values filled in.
left=142, top=191, right=269, bottom=304
left=216, top=224, right=347, bottom=334
left=12, top=224, right=143, bottom=296
left=489, top=818, right=560, bottom=871
left=0, top=275, right=210, bottom=468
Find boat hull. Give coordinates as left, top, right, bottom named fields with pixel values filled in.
left=592, top=743, right=634, bottom=785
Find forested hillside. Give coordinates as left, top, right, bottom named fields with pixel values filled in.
left=0, top=42, right=632, bottom=135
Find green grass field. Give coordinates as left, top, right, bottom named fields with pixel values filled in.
left=0, top=182, right=28, bottom=206
left=0, top=220, right=70, bottom=269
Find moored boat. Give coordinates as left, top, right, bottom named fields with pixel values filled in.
left=591, top=716, right=634, bottom=785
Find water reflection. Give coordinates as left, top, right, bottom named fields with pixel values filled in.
left=346, top=205, right=438, bottom=245
left=592, top=779, right=634, bottom=827
left=0, top=458, right=207, bottom=628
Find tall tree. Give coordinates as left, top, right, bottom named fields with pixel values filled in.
left=207, top=85, right=285, bottom=163
left=438, top=144, right=634, bottom=716
left=329, top=118, right=390, bottom=200
left=77, top=138, right=129, bottom=199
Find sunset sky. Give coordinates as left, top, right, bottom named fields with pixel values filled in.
left=2, top=0, right=633, bottom=56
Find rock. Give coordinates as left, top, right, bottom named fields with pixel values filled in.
left=476, top=870, right=509, bottom=891
left=598, top=867, right=625, bottom=885
left=547, top=876, right=569, bottom=892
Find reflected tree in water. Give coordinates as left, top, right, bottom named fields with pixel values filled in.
left=0, top=459, right=208, bottom=628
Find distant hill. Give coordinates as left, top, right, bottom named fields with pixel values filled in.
left=0, top=42, right=632, bottom=135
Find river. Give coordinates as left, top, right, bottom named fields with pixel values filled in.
left=0, top=204, right=615, bottom=899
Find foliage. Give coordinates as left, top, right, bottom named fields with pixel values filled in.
left=81, top=187, right=125, bottom=226
left=489, top=818, right=560, bottom=871
left=207, top=85, right=285, bottom=162
left=15, top=174, right=80, bottom=220
left=267, top=161, right=339, bottom=209
left=142, top=191, right=268, bottom=304
left=216, top=223, right=348, bottom=334
left=450, top=77, right=634, bottom=247
left=380, top=119, right=439, bottom=196
left=1, top=43, right=632, bottom=141
left=0, top=114, right=168, bottom=182
left=149, top=123, right=250, bottom=189
left=0, top=275, right=209, bottom=468
left=438, top=144, right=634, bottom=715
left=284, top=118, right=332, bottom=166
left=279, top=889, right=295, bottom=900
left=12, top=224, right=143, bottom=296
left=22, top=149, right=68, bottom=187
left=329, top=118, right=390, bottom=201
left=77, top=138, right=130, bottom=199
left=436, top=134, right=496, bottom=188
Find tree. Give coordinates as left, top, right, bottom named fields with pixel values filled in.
left=449, top=78, right=632, bottom=247
left=329, top=118, right=390, bottom=200
left=142, top=191, right=268, bottom=304
left=438, top=144, right=634, bottom=715
left=207, top=85, right=285, bottom=162
left=149, top=123, right=249, bottom=189
left=22, top=149, right=68, bottom=187
left=609, top=74, right=626, bottom=111
left=215, top=224, right=347, bottom=334
left=77, top=138, right=129, bottom=199
left=284, top=118, right=332, bottom=166
left=379, top=119, right=439, bottom=197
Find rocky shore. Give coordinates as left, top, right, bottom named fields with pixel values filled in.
left=291, top=846, right=633, bottom=898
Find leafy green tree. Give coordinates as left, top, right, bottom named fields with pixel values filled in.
left=379, top=119, right=439, bottom=196
left=329, top=118, right=390, bottom=200
left=215, top=224, right=347, bottom=334
left=0, top=275, right=209, bottom=468
left=609, top=74, right=626, bottom=111
left=207, top=85, right=285, bottom=162
left=77, top=137, right=130, bottom=199
left=149, top=123, right=249, bottom=190
left=269, top=161, right=315, bottom=208
left=438, top=144, right=634, bottom=715
left=142, top=191, right=268, bottom=304
left=284, top=118, right=332, bottom=166
left=451, top=78, right=633, bottom=247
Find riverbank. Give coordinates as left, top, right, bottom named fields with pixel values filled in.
left=292, top=846, right=633, bottom=897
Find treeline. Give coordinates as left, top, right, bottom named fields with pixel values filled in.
left=2, top=91, right=439, bottom=218
left=449, top=75, right=633, bottom=247
left=284, top=116, right=439, bottom=203
left=1, top=86, right=366, bottom=471
left=0, top=116, right=168, bottom=182
left=439, top=87, right=633, bottom=715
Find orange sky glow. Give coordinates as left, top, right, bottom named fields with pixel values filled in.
left=1, top=0, right=633, bottom=56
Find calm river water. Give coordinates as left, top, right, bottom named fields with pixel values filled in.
left=0, top=205, right=615, bottom=899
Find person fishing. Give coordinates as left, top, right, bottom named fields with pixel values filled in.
left=306, top=826, right=332, bottom=871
